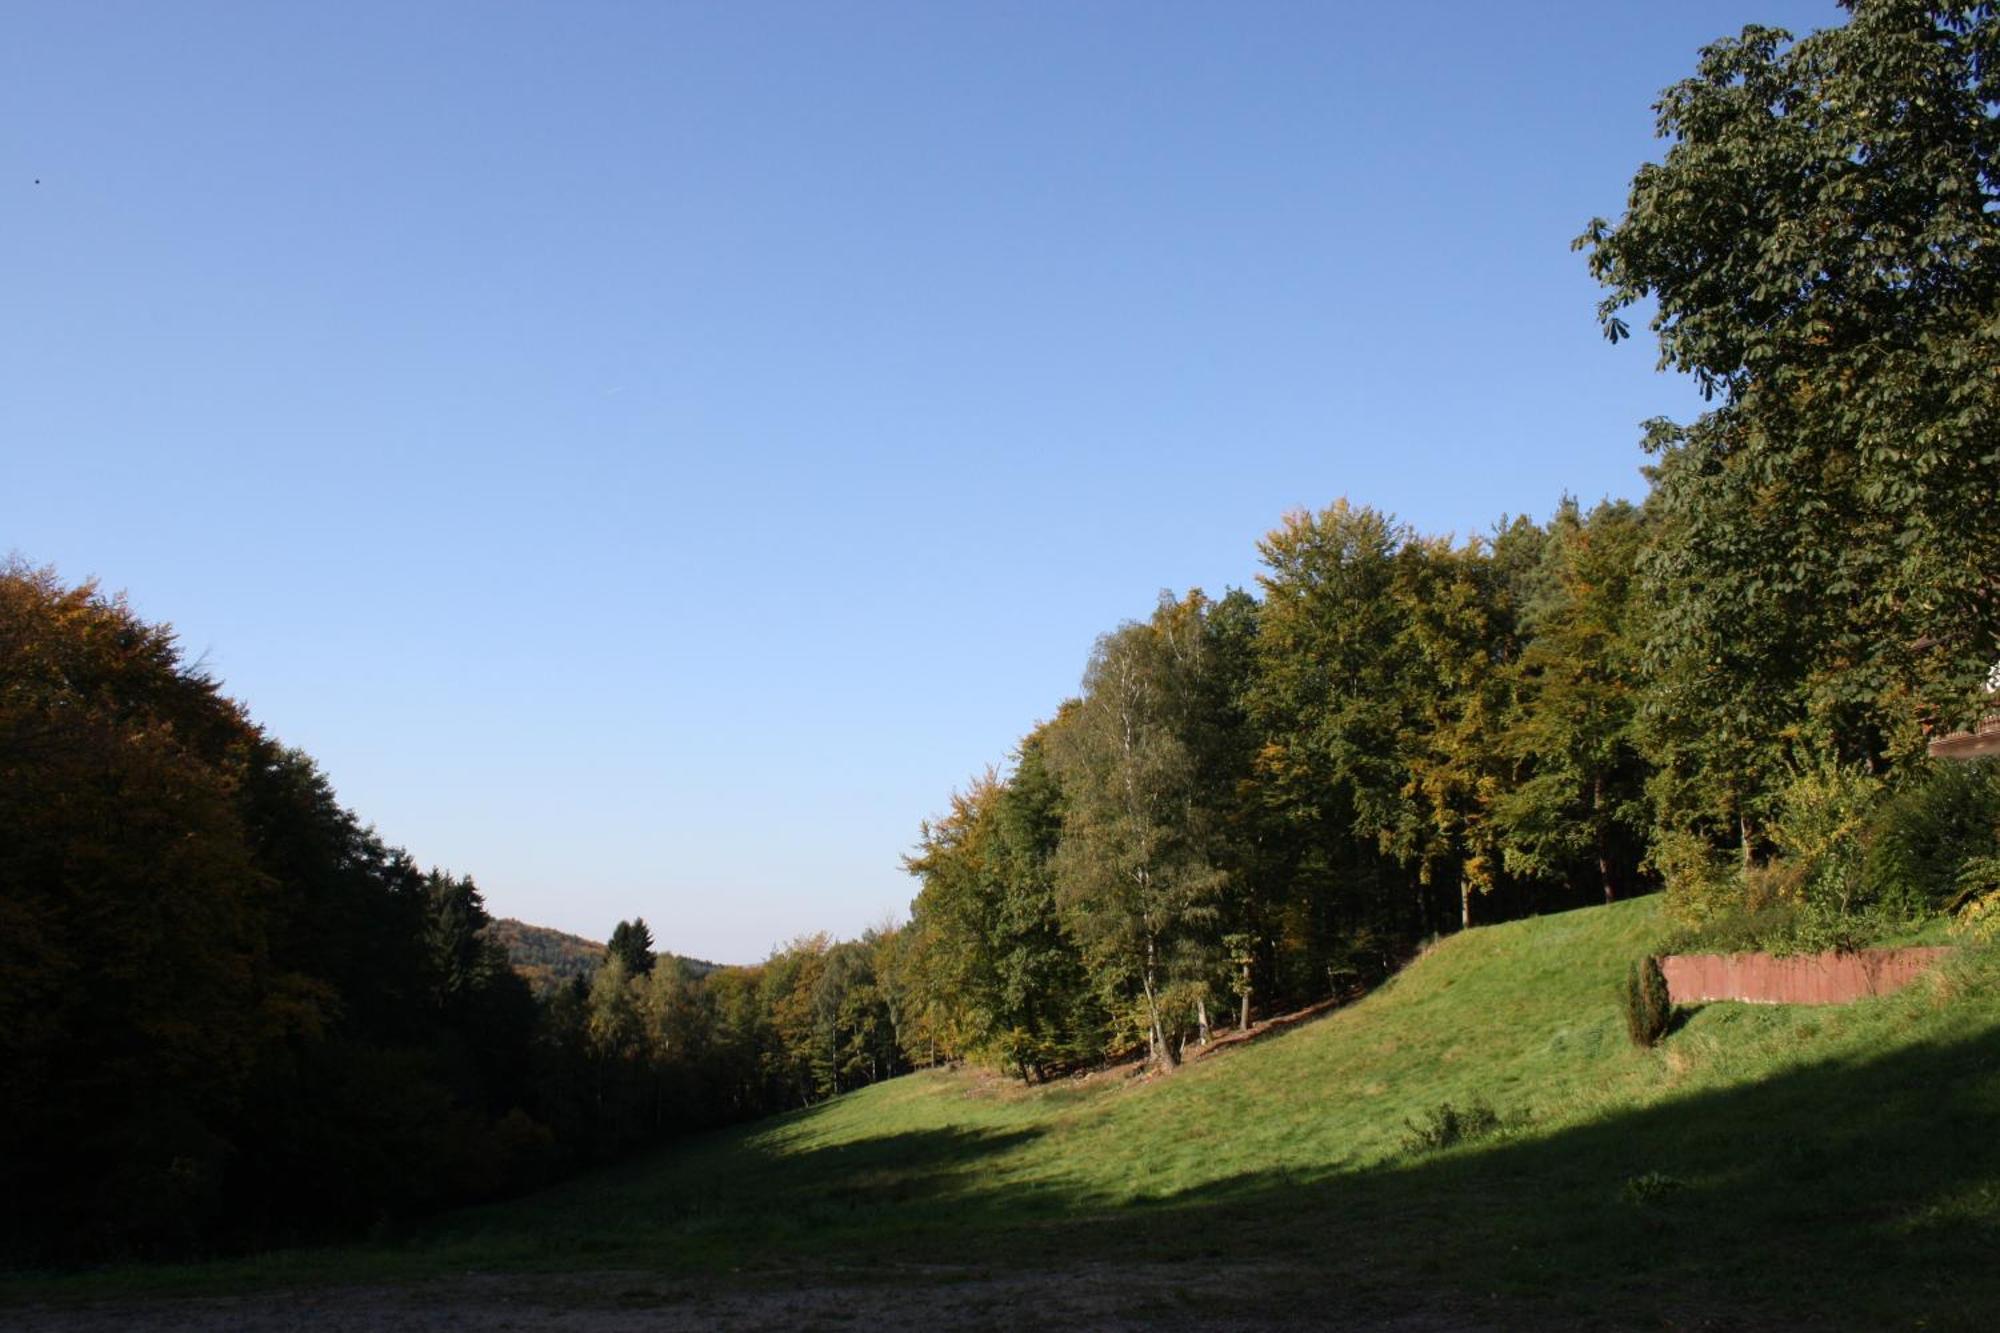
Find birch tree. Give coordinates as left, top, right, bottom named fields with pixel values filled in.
left=1047, top=594, right=1226, bottom=1070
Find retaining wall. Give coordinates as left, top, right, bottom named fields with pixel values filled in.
left=1660, top=947, right=1954, bottom=1006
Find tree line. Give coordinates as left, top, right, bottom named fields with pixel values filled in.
left=896, top=500, right=1657, bottom=1079
left=3, top=0, right=1994, bottom=1262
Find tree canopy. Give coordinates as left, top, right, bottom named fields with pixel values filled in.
left=1579, top=0, right=2000, bottom=814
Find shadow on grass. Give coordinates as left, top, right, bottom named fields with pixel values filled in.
left=1071, top=1023, right=2000, bottom=1326
left=1663, top=1001, right=1704, bottom=1038
left=410, top=1121, right=1052, bottom=1263
left=14, top=1026, right=2000, bottom=1327
left=634, top=1023, right=2000, bottom=1326
left=682, top=1122, right=1049, bottom=1223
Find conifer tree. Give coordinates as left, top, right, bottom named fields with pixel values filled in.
left=607, top=918, right=657, bottom=976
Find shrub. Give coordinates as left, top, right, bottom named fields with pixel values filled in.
left=1622, top=955, right=1673, bottom=1048
left=1658, top=761, right=1997, bottom=954
left=1862, top=760, right=2000, bottom=916
left=1620, top=1170, right=1688, bottom=1205
left=1767, top=752, right=1881, bottom=916
left=1650, top=828, right=1740, bottom=926
left=1951, top=856, right=2000, bottom=943
left=1785, top=896, right=1884, bottom=954
left=1657, top=901, right=1800, bottom=957
left=1400, top=1099, right=1502, bottom=1155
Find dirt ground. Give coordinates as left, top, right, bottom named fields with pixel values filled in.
left=0, top=1264, right=1495, bottom=1332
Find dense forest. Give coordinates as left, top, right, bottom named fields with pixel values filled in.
left=2, top=0, right=1996, bottom=1261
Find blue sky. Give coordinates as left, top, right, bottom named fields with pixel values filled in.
left=5, top=1, right=1839, bottom=962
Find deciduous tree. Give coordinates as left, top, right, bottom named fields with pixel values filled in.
left=1579, top=1, right=2000, bottom=829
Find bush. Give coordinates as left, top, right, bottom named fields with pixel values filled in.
left=1862, top=760, right=2000, bottom=916
left=1650, top=828, right=1740, bottom=926
left=1622, top=955, right=1673, bottom=1048
left=1952, top=856, right=2000, bottom=943
left=1400, top=1099, right=1502, bottom=1155
left=1657, top=901, right=1799, bottom=957
left=1784, top=899, right=1882, bottom=955
left=1656, top=761, right=1996, bottom=955
left=1620, top=1170, right=1688, bottom=1205
left=1768, top=752, right=1881, bottom=916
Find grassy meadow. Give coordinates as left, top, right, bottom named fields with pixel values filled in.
left=16, top=895, right=2000, bottom=1326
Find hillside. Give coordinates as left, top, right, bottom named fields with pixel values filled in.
left=17, top=895, right=2000, bottom=1328
left=486, top=918, right=719, bottom=994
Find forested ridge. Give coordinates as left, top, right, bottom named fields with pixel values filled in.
left=486, top=919, right=717, bottom=996
left=3, top=0, right=1998, bottom=1264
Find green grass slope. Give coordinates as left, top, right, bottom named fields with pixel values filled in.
left=24, top=897, right=2000, bottom=1326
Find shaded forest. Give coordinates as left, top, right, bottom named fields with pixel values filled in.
left=0, top=572, right=910, bottom=1259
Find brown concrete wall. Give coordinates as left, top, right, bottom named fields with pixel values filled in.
left=1660, top=947, right=1954, bottom=1006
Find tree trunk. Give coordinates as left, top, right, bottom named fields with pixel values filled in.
left=1142, top=937, right=1176, bottom=1070
left=1460, top=880, right=1472, bottom=931
left=1239, top=961, right=1252, bottom=1033
left=1594, top=773, right=1616, bottom=904
left=1196, top=995, right=1210, bottom=1047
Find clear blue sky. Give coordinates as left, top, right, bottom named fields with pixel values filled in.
left=5, top=1, right=1838, bottom=962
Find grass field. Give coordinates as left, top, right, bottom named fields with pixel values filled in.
left=14, top=895, right=2000, bottom=1327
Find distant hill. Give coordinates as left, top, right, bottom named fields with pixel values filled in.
left=486, top=918, right=718, bottom=993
